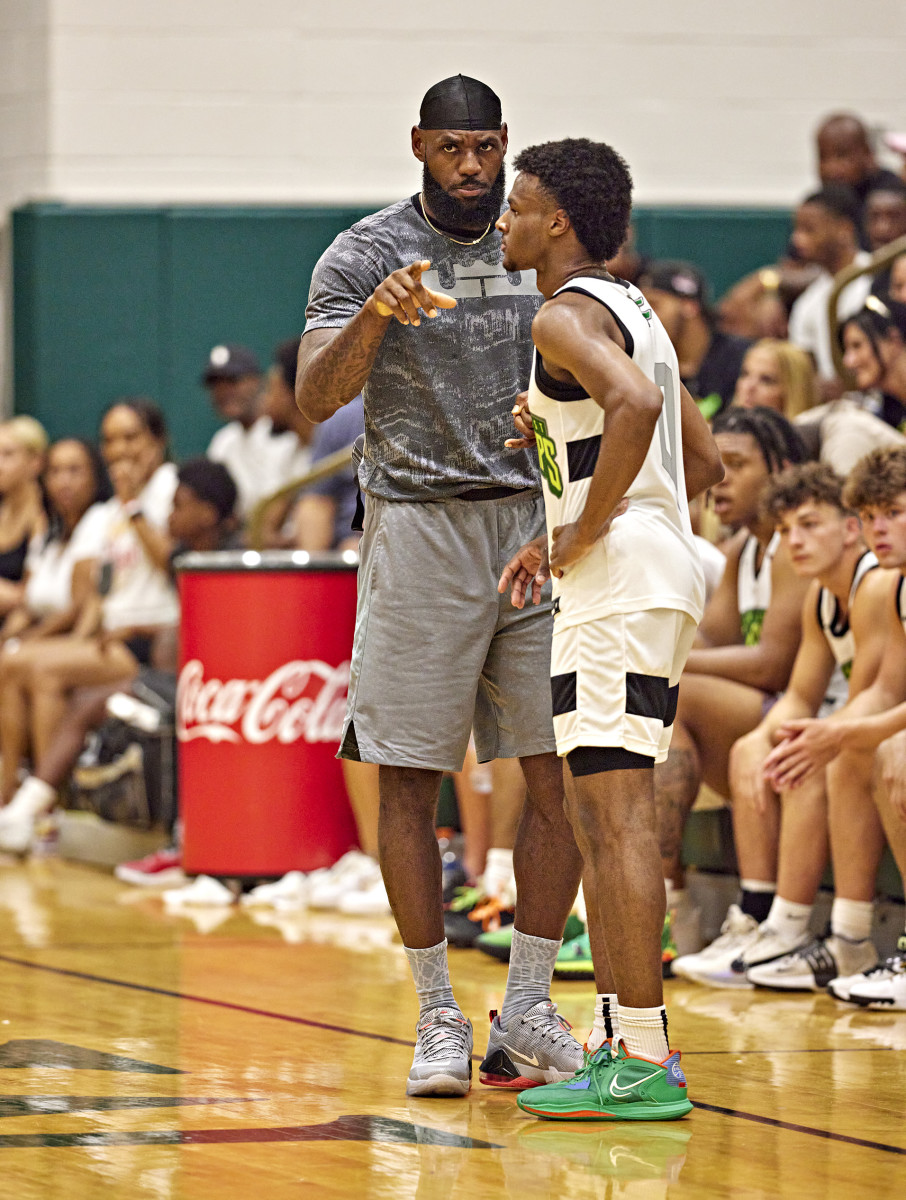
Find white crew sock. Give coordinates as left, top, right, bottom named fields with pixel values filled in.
left=764, top=895, right=812, bottom=939
left=831, top=897, right=874, bottom=943
left=4, top=776, right=55, bottom=820
left=481, top=847, right=515, bottom=904
left=587, top=992, right=620, bottom=1052
left=618, top=1003, right=670, bottom=1061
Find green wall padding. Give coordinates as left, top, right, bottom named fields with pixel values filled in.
left=12, top=202, right=793, bottom=458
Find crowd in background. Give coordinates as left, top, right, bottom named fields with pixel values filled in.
left=0, top=110, right=905, bottom=1015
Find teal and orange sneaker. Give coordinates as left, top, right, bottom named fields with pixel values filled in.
left=516, top=1041, right=692, bottom=1121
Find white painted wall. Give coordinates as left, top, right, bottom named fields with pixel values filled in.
left=0, top=0, right=901, bottom=212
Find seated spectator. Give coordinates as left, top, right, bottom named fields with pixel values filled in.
left=293, top=395, right=364, bottom=552
left=889, top=250, right=906, bottom=304
left=0, top=400, right=178, bottom=813
left=0, top=441, right=112, bottom=797
left=255, top=339, right=318, bottom=547
left=0, top=457, right=240, bottom=856
left=169, top=458, right=242, bottom=556
left=204, top=342, right=310, bottom=519
left=816, top=113, right=905, bottom=248
left=763, top=446, right=906, bottom=1010
left=788, top=185, right=873, bottom=389
left=654, top=407, right=809, bottom=946
left=637, top=260, right=750, bottom=418
left=734, top=336, right=906, bottom=474
left=0, top=417, right=48, bottom=618
left=675, top=464, right=891, bottom=988
left=866, top=183, right=906, bottom=302
left=840, top=298, right=906, bottom=431
left=733, top=339, right=819, bottom=419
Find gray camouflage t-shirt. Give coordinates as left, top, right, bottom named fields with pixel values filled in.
left=304, top=198, right=542, bottom=501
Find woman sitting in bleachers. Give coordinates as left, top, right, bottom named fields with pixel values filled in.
left=0, top=417, right=48, bottom=619
left=733, top=335, right=905, bottom=474
left=0, top=439, right=112, bottom=800
left=0, top=400, right=177, bottom=808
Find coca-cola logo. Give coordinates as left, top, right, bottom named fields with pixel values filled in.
left=177, top=658, right=350, bottom=746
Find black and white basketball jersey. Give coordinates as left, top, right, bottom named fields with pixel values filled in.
left=897, top=574, right=906, bottom=635
left=817, top=550, right=878, bottom=680
left=738, top=532, right=779, bottom=647
left=526, top=276, right=704, bottom=629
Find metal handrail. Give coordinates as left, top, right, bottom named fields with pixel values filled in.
left=245, top=443, right=354, bottom=551
left=828, top=232, right=906, bottom=379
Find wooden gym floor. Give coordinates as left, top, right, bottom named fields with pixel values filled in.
left=0, top=857, right=904, bottom=1199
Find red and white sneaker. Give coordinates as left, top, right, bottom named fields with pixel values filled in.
left=115, top=847, right=186, bottom=888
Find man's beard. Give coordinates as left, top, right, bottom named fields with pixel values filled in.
left=421, top=162, right=506, bottom=231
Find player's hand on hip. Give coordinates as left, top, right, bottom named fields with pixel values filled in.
left=549, top=502, right=627, bottom=578
left=498, top=535, right=549, bottom=609
left=549, top=523, right=593, bottom=578
left=370, top=260, right=457, bottom=327
left=505, top=392, right=536, bottom=449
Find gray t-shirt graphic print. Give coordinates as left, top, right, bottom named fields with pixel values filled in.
left=305, top=198, right=543, bottom=501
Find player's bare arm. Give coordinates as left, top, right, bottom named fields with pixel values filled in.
left=679, top=382, right=723, bottom=501
left=530, top=295, right=662, bottom=576
left=683, top=537, right=808, bottom=692
left=296, top=260, right=456, bottom=423
left=764, top=567, right=901, bottom=786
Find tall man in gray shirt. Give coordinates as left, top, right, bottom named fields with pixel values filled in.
left=296, top=76, right=584, bottom=1098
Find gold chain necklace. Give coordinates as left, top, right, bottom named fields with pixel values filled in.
left=419, top=193, right=493, bottom=246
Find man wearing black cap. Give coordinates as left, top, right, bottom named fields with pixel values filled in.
left=296, top=75, right=585, bottom=1098
left=637, top=261, right=750, bottom=419
left=204, top=343, right=310, bottom=519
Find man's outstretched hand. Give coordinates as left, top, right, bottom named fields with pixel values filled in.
left=371, top=260, right=457, bottom=326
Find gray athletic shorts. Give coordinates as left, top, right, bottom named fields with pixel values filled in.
left=338, top=491, right=557, bottom=771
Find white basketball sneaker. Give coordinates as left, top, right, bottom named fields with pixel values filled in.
left=671, top=905, right=759, bottom=988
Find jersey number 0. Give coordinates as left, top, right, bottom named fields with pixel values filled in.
left=654, top=362, right=679, bottom=494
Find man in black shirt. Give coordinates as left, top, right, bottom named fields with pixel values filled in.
left=638, top=260, right=750, bottom=419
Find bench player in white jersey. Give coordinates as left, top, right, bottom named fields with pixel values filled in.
left=494, top=138, right=723, bottom=1120
left=676, top=463, right=892, bottom=989
left=766, top=447, right=906, bottom=1010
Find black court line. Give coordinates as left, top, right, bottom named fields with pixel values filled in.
left=1, top=952, right=905, bottom=1158
left=0, top=953, right=415, bottom=1049
left=693, top=1101, right=906, bottom=1156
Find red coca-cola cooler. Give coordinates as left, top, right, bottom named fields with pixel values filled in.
left=176, top=550, right=360, bottom=877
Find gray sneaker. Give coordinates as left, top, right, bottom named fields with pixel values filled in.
left=479, top=999, right=584, bottom=1089
left=406, top=1007, right=473, bottom=1097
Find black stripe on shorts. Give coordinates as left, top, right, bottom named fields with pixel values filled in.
left=551, top=672, right=577, bottom=716
left=626, top=672, right=671, bottom=723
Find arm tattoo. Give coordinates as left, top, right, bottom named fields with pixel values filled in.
left=297, top=306, right=389, bottom=422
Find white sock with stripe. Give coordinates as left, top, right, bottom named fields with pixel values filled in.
left=618, top=1004, right=669, bottom=1061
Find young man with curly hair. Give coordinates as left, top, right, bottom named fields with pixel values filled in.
left=678, top=463, right=891, bottom=991
left=766, top=446, right=906, bottom=1009
left=496, top=138, right=723, bottom=1119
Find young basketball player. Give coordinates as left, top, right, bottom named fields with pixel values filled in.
left=495, top=137, right=723, bottom=1119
